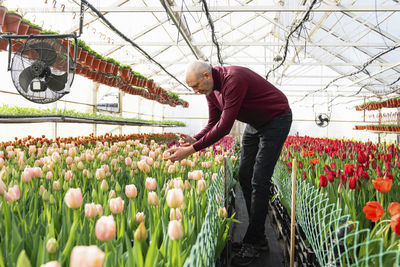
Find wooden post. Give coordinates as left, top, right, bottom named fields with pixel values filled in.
left=290, top=158, right=297, bottom=267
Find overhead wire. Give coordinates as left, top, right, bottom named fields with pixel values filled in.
left=266, top=0, right=319, bottom=80
left=200, top=0, right=224, bottom=65
left=293, top=43, right=400, bottom=105
left=80, top=0, right=191, bottom=91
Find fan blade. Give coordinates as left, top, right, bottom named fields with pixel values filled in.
left=30, top=42, right=57, bottom=66
left=45, top=72, right=68, bottom=91
left=19, top=66, right=35, bottom=93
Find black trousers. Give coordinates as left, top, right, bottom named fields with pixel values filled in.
left=238, top=110, right=292, bottom=244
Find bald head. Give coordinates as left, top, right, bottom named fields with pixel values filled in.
left=185, top=61, right=214, bottom=95
left=186, top=61, right=212, bottom=79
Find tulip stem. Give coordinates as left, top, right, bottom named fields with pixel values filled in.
left=61, top=209, right=79, bottom=263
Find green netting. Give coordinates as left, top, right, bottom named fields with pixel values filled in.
left=272, top=162, right=400, bottom=267
left=183, top=158, right=234, bottom=267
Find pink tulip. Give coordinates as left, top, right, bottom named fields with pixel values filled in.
left=125, top=184, right=138, bottom=199
left=95, top=168, right=106, bottom=180
left=101, top=164, right=110, bottom=174
left=96, top=204, right=103, bottom=216
left=85, top=203, right=98, bottom=218
left=77, top=161, right=84, bottom=170
left=188, top=170, right=203, bottom=181
left=95, top=216, right=116, bottom=241
left=40, top=261, right=61, bottom=267
left=46, top=238, right=58, bottom=253
left=170, top=208, right=182, bottom=221
left=100, top=153, right=108, bottom=163
left=197, top=179, right=207, bottom=193
left=0, top=179, right=6, bottom=195
left=46, top=171, right=53, bottom=180
left=100, top=180, right=109, bottom=192
left=148, top=191, right=159, bottom=206
left=21, top=169, right=33, bottom=183
left=218, top=207, right=227, bottom=218
left=138, top=160, right=150, bottom=173
left=167, top=165, right=175, bottom=174
left=109, top=197, right=124, bottom=214
left=168, top=220, right=184, bottom=240
left=5, top=185, right=20, bottom=202
left=70, top=245, right=105, bottom=267
left=0, top=151, right=4, bottom=158
left=64, top=170, right=73, bottom=181
left=0, top=158, right=4, bottom=168
left=53, top=180, right=61, bottom=191
left=134, top=221, right=148, bottom=241
left=166, top=188, right=184, bottom=208
left=145, top=178, right=157, bottom=191
left=68, top=147, right=77, bottom=157
left=149, top=151, right=156, bottom=159
left=64, top=188, right=83, bottom=209
left=145, top=156, right=154, bottom=166
left=125, top=157, right=132, bottom=166
left=136, top=212, right=145, bottom=224
left=173, top=179, right=185, bottom=190
left=66, top=156, right=73, bottom=165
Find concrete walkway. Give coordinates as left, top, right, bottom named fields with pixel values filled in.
left=230, top=187, right=287, bottom=267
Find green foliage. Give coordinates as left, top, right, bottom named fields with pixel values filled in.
left=0, top=104, right=186, bottom=126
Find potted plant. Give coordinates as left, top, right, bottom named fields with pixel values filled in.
left=26, top=21, right=42, bottom=35
left=0, top=5, right=7, bottom=27
left=2, top=10, right=21, bottom=33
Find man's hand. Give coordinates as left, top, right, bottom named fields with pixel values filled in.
left=177, top=134, right=197, bottom=147
left=164, top=145, right=196, bottom=162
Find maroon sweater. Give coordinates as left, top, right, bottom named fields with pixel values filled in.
left=192, top=66, right=290, bottom=151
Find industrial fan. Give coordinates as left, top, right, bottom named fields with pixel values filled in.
left=315, top=113, right=330, bottom=128
left=10, top=38, right=75, bottom=104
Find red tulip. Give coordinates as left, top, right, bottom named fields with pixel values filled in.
left=376, top=165, right=383, bottom=177
left=340, top=174, right=347, bottom=184
left=363, top=201, right=384, bottom=222
left=349, top=176, right=357, bottom=189
left=372, top=178, right=392, bottom=193
left=388, top=202, right=400, bottom=217
left=328, top=171, right=335, bottom=182
left=371, top=160, right=377, bottom=169
left=396, top=161, right=400, bottom=169
left=349, top=154, right=354, bottom=160
left=344, top=164, right=354, bottom=177
left=330, top=162, right=336, bottom=170
left=341, top=153, right=346, bottom=161
left=361, top=171, right=370, bottom=181
left=324, top=165, right=331, bottom=174
left=384, top=171, right=393, bottom=180
left=390, top=214, right=400, bottom=236
left=319, top=174, right=328, bottom=187
left=357, top=151, right=367, bottom=164
left=302, top=171, right=306, bottom=180
left=298, top=161, right=303, bottom=169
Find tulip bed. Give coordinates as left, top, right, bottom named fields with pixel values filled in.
left=275, top=136, right=400, bottom=266
left=0, top=133, right=238, bottom=267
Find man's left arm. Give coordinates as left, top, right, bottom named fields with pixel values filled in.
left=165, top=78, right=248, bottom=161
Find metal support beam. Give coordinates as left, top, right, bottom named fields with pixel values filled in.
left=84, top=40, right=396, bottom=48
left=15, top=5, right=400, bottom=13
left=160, top=0, right=206, bottom=60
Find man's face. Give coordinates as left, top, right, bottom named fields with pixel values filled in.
left=186, top=72, right=213, bottom=95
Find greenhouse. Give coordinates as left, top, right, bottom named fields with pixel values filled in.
left=0, top=0, right=400, bottom=266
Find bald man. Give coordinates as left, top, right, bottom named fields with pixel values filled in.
left=166, top=61, right=292, bottom=266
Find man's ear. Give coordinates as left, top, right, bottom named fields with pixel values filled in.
left=204, top=71, right=211, bottom=80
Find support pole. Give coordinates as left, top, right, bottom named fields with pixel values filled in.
left=290, top=157, right=297, bottom=267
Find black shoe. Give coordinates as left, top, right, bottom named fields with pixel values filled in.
left=232, top=239, right=269, bottom=253
left=231, top=243, right=260, bottom=266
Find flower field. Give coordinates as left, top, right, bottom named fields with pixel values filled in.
left=0, top=133, right=238, bottom=267
left=280, top=136, right=400, bottom=262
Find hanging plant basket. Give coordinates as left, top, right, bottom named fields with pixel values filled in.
left=0, top=6, right=7, bottom=26
left=84, top=53, right=95, bottom=67
left=112, top=65, right=119, bottom=76
left=78, top=49, right=88, bottom=63
left=0, top=37, right=8, bottom=51
left=97, top=59, right=107, bottom=73
left=92, top=57, right=101, bottom=71
left=2, top=12, right=22, bottom=34
left=11, top=40, right=22, bottom=53
left=105, top=62, right=114, bottom=74
left=17, top=21, right=29, bottom=35
left=27, top=25, right=41, bottom=35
